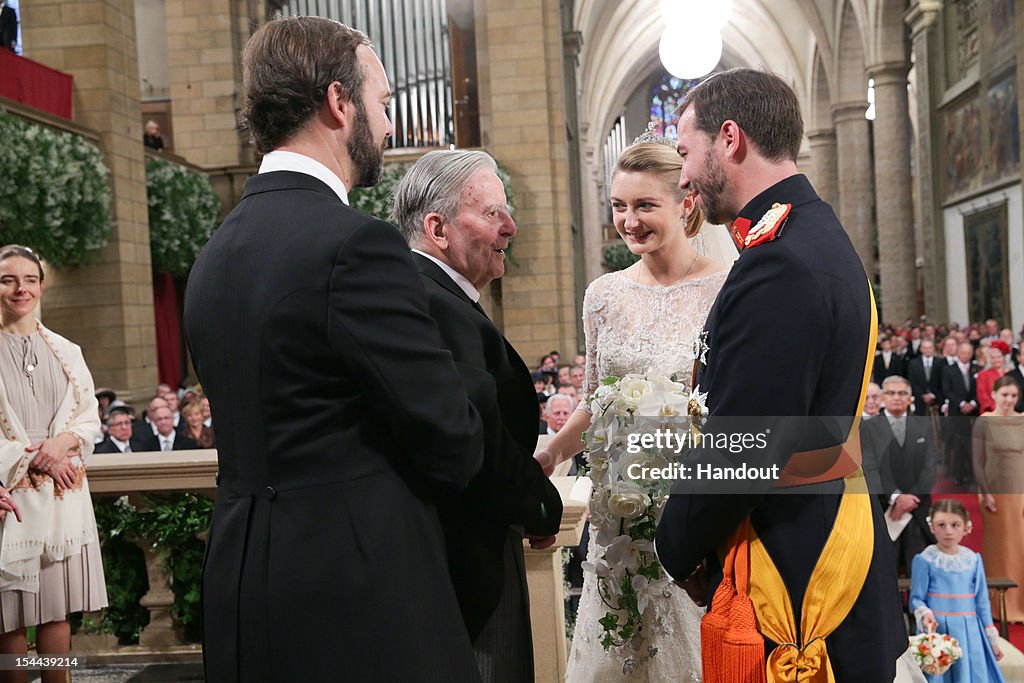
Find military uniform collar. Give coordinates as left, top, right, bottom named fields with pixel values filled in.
left=729, top=174, right=817, bottom=251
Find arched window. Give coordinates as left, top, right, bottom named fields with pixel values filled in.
left=649, top=74, right=700, bottom=138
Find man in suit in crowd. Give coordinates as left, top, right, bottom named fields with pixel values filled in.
left=184, top=18, right=484, bottom=683
left=873, top=335, right=904, bottom=384
left=94, top=406, right=148, bottom=454
left=862, top=376, right=937, bottom=576
left=942, top=341, right=979, bottom=485
left=543, top=393, right=574, bottom=435
left=0, top=1, right=16, bottom=52
left=907, top=327, right=923, bottom=360
left=139, top=406, right=198, bottom=452
left=393, top=150, right=562, bottom=683
left=656, top=68, right=905, bottom=681
left=132, top=395, right=168, bottom=441
left=863, top=382, right=883, bottom=417
left=1007, top=345, right=1024, bottom=412
left=907, top=339, right=943, bottom=417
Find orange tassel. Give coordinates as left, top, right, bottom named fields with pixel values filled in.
left=701, top=520, right=766, bottom=683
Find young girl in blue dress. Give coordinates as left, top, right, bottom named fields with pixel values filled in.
left=910, top=498, right=1005, bottom=682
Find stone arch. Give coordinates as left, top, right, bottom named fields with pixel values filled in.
left=868, top=0, right=910, bottom=66
left=835, top=0, right=868, bottom=103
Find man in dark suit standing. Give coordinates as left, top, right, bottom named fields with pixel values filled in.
left=873, top=335, right=904, bottom=384
left=942, top=341, right=979, bottom=485
left=0, top=1, right=16, bottom=52
left=907, top=338, right=943, bottom=417
left=655, top=68, right=905, bottom=681
left=393, top=150, right=562, bottom=683
left=183, top=18, right=484, bottom=683
left=862, top=376, right=937, bottom=576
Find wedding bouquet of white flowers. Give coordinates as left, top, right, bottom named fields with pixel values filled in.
left=582, top=369, right=708, bottom=651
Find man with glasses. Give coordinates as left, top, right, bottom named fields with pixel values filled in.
left=862, top=375, right=938, bottom=576
left=95, top=406, right=147, bottom=454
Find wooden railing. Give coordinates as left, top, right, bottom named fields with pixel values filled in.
left=84, top=447, right=591, bottom=676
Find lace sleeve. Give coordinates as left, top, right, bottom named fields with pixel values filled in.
left=577, top=278, right=604, bottom=414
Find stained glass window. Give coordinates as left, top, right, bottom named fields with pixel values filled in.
left=649, top=74, right=700, bottom=138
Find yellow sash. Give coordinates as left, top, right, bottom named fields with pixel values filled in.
left=749, top=282, right=879, bottom=682
left=748, top=470, right=873, bottom=682
left=701, top=282, right=879, bottom=682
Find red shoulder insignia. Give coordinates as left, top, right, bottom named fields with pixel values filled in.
left=744, top=203, right=791, bottom=249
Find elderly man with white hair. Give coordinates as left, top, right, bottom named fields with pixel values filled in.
left=393, top=149, right=562, bottom=683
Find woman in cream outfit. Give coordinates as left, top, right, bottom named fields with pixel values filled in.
left=0, top=245, right=107, bottom=683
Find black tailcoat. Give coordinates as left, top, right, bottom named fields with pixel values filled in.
left=414, top=254, right=562, bottom=645
left=656, top=175, right=906, bottom=681
left=183, top=171, right=485, bottom=683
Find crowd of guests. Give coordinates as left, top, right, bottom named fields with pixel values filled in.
left=92, top=382, right=215, bottom=453
left=862, top=316, right=1024, bottom=678
left=530, top=350, right=586, bottom=435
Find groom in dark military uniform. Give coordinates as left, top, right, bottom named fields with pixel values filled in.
left=655, top=68, right=906, bottom=681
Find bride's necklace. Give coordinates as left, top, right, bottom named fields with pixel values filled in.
left=639, top=252, right=700, bottom=286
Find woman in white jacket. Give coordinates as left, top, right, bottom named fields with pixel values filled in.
left=0, top=245, right=107, bottom=683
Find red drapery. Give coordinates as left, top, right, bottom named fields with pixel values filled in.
left=153, top=271, right=183, bottom=390
left=0, top=49, right=73, bottom=120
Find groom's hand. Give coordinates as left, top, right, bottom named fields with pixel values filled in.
left=675, top=562, right=709, bottom=607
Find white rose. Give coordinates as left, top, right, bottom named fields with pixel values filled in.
left=607, top=481, right=652, bottom=521
left=617, top=377, right=653, bottom=411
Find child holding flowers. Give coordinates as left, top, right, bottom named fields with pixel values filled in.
left=910, top=498, right=1005, bottom=681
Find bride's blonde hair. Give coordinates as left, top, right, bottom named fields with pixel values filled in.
left=613, top=143, right=705, bottom=238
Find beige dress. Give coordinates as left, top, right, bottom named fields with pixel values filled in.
left=0, top=331, right=107, bottom=631
left=974, top=415, right=1024, bottom=623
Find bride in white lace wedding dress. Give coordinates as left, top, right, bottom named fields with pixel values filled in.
left=536, top=141, right=734, bottom=681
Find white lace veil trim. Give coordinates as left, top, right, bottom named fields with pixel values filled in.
left=689, top=222, right=739, bottom=267
left=920, top=544, right=977, bottom=573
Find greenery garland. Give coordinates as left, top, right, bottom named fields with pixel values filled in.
left=91, top=494, right=213, bottom=643
left=0, top=111, right=111, bottom=267
left=146, top=156, right=222, bottom=276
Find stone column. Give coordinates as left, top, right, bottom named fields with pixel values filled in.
left=22, top=0, right=158, bottom=400
left=868, top=61, right=917, bottom=323
left=476, top=0, right=578, bottom=362
left=831, top=101, right=877, bottom=277
left=906, top=0, right=947, bottom=322
left=806, top=128, right=839, bottom=207
left=165, top=0, right=254, bottom=167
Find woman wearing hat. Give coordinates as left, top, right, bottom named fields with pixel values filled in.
left=977, top=341, right=1011, bottom=414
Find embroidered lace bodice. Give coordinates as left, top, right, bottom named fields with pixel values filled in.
left=567, top=267, right=727, bottom=682
left=579, top=270, right=728, bottom=411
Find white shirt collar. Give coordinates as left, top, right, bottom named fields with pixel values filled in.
left=111, top=436, right=130, bottom=450
left=160, top=433, right=175, bottom=445
left=258, top=150, right=350, bottom=205
left=411, top=249, right=481, bottom=303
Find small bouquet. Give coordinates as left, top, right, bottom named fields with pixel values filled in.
left=582, top=369, right=707, bottom=654
left=909, top=630, right=962, bottom=675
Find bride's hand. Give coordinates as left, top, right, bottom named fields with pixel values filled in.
left=534, top=449, right=557, bottom=477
